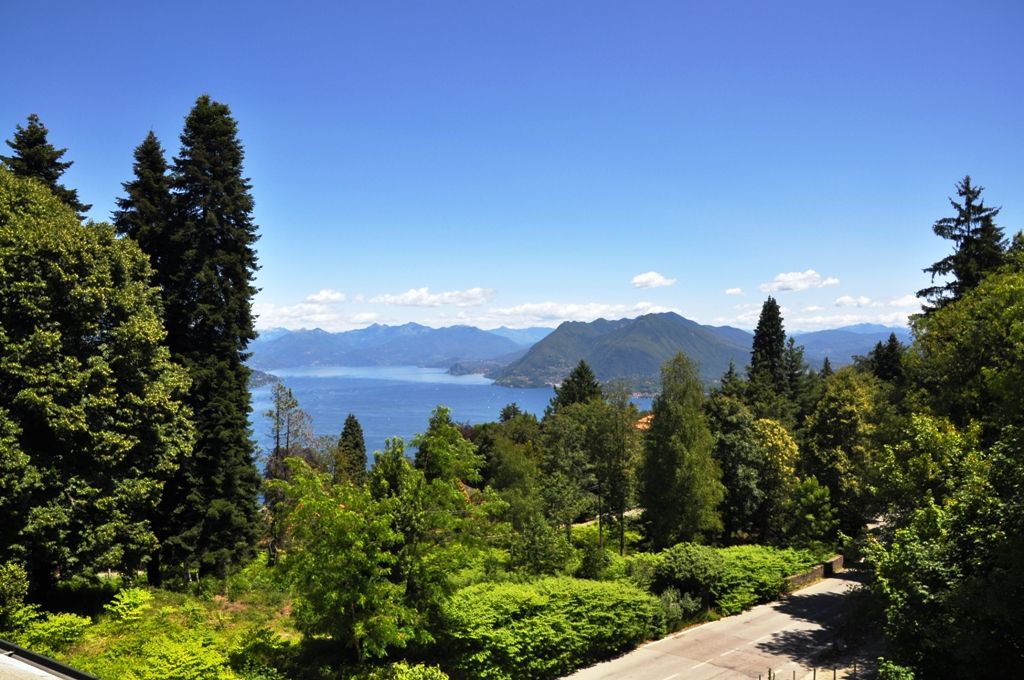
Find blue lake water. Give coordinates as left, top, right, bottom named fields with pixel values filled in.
left=249, top=365, right=560, bottom=458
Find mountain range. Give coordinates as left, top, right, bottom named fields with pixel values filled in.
left=249, top=323, right=548, bottom=370
left=492, top=313, right=751, bottom=387
left=249, top=317, right=911, bottom=388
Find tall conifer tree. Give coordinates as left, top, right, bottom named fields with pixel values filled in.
left=549, top=360, right=602, bottom=413
left=750, top=296, right=786, bottom=385
left=1, top=113, right=90, bottom=215
left=113, top=131, right=173, bottom=280
left=335, top=414, right=368, bottom=484
left=144, top=96, right=262, bottom=582
left=918, top=176, right=1006, bottom=312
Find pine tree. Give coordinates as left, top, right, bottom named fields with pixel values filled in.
left=549, top=360, right=602, bottom=413
left=918, top=176, right=1006, bottom=312
left=862, top=333, right=904, bottom=384
left=113, top=132, right=173, bottom=281
left=821, top=356, right=833, bottom=378
left=149, top=96, right=262, bottom=582
left=750, top=296, right=786, bottom=386
left=335, top=414, right=367, bottom=484
left=1, top=114, right=90, bottom=215
left=640, top=353, right=723, bottom=548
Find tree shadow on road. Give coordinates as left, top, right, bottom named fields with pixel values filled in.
left=755, top=571, right=876, bottom=667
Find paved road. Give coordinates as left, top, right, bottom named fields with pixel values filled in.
left=565, top=573, right=860, bottom=680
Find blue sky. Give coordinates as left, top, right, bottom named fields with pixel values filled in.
left=4, top=1, right=1022, bottom=331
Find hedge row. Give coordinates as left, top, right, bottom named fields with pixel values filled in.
left=439, top=577, right=662, bottom=680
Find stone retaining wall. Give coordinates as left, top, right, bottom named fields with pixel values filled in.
left=784, top=555, right=844, bottom=592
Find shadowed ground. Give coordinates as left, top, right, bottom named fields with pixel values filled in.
left=564, top=572, right=869, bottom=680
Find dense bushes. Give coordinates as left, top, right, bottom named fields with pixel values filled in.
left=652, top=543, right=818, bottom=615
left=439, top=577, right=662, bottom=679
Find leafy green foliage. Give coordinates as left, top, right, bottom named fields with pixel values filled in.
left=653, top=543, right=818, bottom=616
left=356, top=662, right=450, bottom=680
left=802, top=367, right=887, bottom=535
left=910, top=265, right=1024, bottom=443
left=782, top=477, right=838, bottom=553
left=413, top=406, right=483, bottom=484
left=20, top=612, right=93, bottom=656
left=104, top=588, right=154, bottom=623
left=0, top=169, right=194, bottom=592
left=440, top=577, right=662, bottom=679
left=640, top=353, right=724, bottom=548
left=877, top=658, right=915, bottom=680
left=0, top=561, right=29, bottom=632
left=127, top=633, right=236, bottom=680
left=280, top=458, right=412, bottom=660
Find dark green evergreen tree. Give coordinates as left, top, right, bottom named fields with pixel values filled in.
left=862, top=333, right=905, bottom=384
left=549, top=360, right=602, bottom=413
left=918, top=176, right=1006, bottom=312
left=821, top=356, right=833, bottom=378
left=499, top=402, right=523, bottom=422
left=747, top=297, right=791, bottom=421
left=1, top=114, right=90, bottom=215
left=640, top=353, right=723, bottom=548
left=335, top=413, right=367, bottom=484
left=750, top=296, right=786, bottom=386
left=0, top=169, right=192, bottom=596
left=716, top=360, right=746, bottom=400
left=113, top=131, right=172, bottom=280
left=706, top=393, right=762, bottom=541
left=150, top=96, right=262, bottom=582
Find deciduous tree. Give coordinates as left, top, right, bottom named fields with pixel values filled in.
left=0, top=169, right=192, bottom=595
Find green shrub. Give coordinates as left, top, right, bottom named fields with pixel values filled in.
left=105, top=587, right=154, bottom=623
left=0, top=561, right=32, bottom=633
left=441, top=576, right=662, bottom=679
left=653, top=543, right=818, bottom=616
left=623, top=551, right=665, bottom=592
left=654, top=543, right=724, bottom=608
left=21, top=612, right=92, bottom=655
left=356, top=662, right=450, bottom=679
left=877, top=658, right=915, bottom=680
left=574, top=542, right=612, bottom=579
left=127, top=633, right=237, bottom=680
left=658, top=587, right=701, bottom=631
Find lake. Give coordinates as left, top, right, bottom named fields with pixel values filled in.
left=250, top=365, right=558, bottom=458
left=250, top=365, right=653, bottom=460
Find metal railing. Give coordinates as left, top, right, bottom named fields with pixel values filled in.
left=0, top=638, right=99, bottom=680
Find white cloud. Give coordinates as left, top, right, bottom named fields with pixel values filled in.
left=803, top=305, right=825, bottom=312
left=631, top=271, right=677, bottom=289
left=306, top=288, right=346, bottom=303
left=351, top=312, right=380, bottom=324
left=371, top=287, right=495, bottom=307
left=788, top=311, right=911, bottom=331
left=725, top=287, right=744, bottom=296
left=452, top=300, right=680, bottom=328
left=759, top=270, right=840, bottom=293
left=835, top=295, right=874, bottom=308
left=888, top=294, right=921, bottom=308
left=253, top=301, right=345, bottom=330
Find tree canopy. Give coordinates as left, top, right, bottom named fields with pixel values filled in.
left=0, top=168, right=192, bottom=595
left=1, top=114, right=90, bottom=215
left=918, top=175, right=1006, bottom=312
